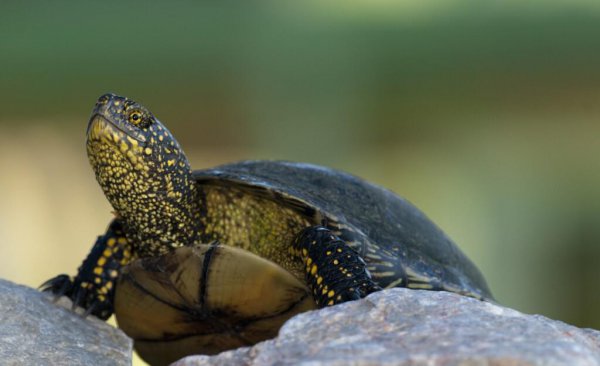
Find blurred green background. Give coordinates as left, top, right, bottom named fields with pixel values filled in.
left=1, top=0, right=600, bottom=352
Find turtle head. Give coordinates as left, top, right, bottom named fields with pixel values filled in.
left=87, top=93, right=200, bottom=255
left=87, top=93, right=190, bottom=175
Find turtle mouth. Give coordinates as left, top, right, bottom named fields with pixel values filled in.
left=87, top=114, right=150, bottom=171
left=87, top=113, right=147, bottom=144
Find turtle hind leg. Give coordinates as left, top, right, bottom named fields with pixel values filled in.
left=41, top=219, right=133, bottom=320
left=293, top=226, right=382, bottom=307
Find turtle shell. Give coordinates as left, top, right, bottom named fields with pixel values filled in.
left=192, top=160, right=493, bottom=300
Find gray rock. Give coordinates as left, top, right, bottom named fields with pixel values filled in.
left=175, top=288, right=600, bottom=366
left=0, top=278, right=131, bottom=366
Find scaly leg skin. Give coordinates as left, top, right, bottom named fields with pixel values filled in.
left=293, top=226, right=382, bottom=307
left=41, top=219, right=133, bottom=320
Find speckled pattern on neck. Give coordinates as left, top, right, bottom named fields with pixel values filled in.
left=87, top=93, right=202, bottom=257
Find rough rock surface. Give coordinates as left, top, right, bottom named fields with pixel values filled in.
left=175, top=288, right=600, bottom=366
left=0, top=278, right=131, bottom=366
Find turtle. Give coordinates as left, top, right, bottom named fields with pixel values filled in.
left=43, top=93, right=493, bottom=365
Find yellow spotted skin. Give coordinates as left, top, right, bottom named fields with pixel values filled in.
left=292, top=227, right=381, bottom=307
left=83, top=221, right=133, bottom=316
left=200, top=185, right=311, bottom=280
left=87, top=95, right=202, bottom=258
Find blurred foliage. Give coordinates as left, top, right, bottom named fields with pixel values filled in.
left=1, top=3, right=600, bottom=362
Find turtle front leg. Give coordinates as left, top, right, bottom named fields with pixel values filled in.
left=41, top=219, right=133, bottom=320
left=293, top=226, right=382, bottom=307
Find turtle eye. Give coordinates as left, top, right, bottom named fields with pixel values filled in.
left=128, top=111, right=144, bottom=126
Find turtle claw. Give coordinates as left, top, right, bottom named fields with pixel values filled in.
left=82, top=301, right=99, bottom=318
left=41, top=274, right=112, bottom=320
left=40, top=274, right=74, bottom=300
left=71, top=284, right=87, bottom=311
